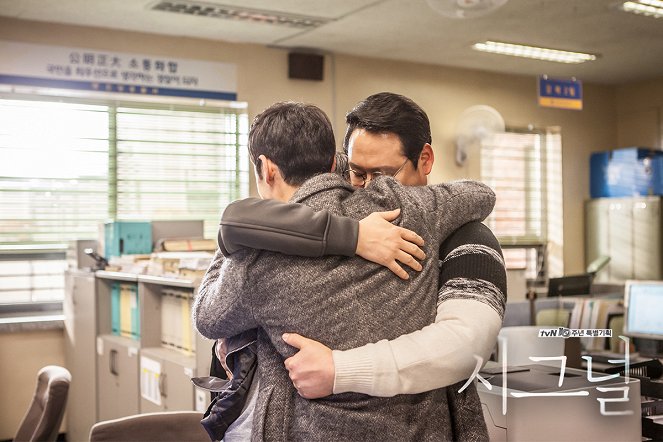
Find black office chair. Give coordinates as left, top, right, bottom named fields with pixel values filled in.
left=14, top=365, right=71, bottom=442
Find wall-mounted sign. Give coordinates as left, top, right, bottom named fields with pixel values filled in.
left=538, top=76, right=582, bottom=110
left=0, top=41, right=237, bottom=101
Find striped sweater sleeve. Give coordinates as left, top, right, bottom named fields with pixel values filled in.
left=437, top=222, right=506, bottom=317
left=332, top=221, right=506, bottom=397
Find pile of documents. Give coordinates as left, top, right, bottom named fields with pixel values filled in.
left=105, top=254, right=151, bottom=274
left=146, top=251, right=213, bottom=280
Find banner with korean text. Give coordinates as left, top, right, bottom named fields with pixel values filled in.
left=0, top=41, right=237, bottom=101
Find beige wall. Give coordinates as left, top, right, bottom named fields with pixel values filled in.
left=0, top=18, right=628, bottom=432
left=0, top=329, right=65, bottom=439
left=333, top=55, right=617, bottom=276
left=616, top=78, right=663, bottom=149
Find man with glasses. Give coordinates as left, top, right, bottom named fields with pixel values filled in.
left=214, top=92, right=506, bottom=440
left=345, top=157, right=409, bottom=186
left=194, top=100, right=498, bottom=441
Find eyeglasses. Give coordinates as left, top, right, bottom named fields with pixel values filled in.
left=345, top=158, right=409, bottom=187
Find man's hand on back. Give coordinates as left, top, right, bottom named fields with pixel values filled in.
left=283, top=333, right=335, bottom=399
left=357, top=208, right=425, bottom=280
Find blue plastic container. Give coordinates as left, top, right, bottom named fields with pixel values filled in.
left=652, top=156, right=663, bottom=196
left=590, top=147, right=663, bottom=198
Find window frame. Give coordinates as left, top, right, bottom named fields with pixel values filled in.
left=0, top=89, right=249, bottom=312
left=480, top=126, right=564, bottom=285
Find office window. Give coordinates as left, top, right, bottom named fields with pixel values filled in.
left=480, top=128, right=563, bottom=281
left=0, top=95, right=249, bottom=306
left=113, top=104, right=249, bottom=239
left=0, top=100, right=110, bottom=245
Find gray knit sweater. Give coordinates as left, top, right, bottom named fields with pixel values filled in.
left=194, top=173, right=495, bottom=441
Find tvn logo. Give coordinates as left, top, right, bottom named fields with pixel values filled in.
left=538, top=328, right=612, bottom=338
left=539, top=328, right=571, bottom=338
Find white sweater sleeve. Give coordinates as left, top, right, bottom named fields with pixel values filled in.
left=332, top=299, right=502, bottom=396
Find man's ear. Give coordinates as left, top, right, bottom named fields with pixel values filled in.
left=418, top=144, right=434, bottom=176
left=330, top=156, right=337, bottom=173
left=259, top=154, right=278, bottom=185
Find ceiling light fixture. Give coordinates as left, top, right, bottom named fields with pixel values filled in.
left=472, top=41, right=598, bottom=64
left=620, top=0, right=663, bottom=18
left=150, top=1, right=332, bottom=29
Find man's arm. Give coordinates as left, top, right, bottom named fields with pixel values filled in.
left=220, top=199, right=425, bottom=279
left=219, top=198, right=358, bottom=257
left=219, top=179, right=494, bottom=280
left=283, top=222, right=506, bottom=398
left=193, top=249, right=259, bottom=339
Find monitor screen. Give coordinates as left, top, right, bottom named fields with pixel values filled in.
left=624, top=280, right=663, bottom=339
left=547, top=274, right=592, bottom=297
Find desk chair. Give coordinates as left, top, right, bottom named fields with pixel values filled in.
left=89, top=411, right=209, bottom=441
left=14, top=365, right=71, bottom=442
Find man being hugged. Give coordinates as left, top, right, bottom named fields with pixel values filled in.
left=194, top=100, right=498, bottom=441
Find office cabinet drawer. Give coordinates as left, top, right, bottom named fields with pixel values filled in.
left=97, top=335, right=140, bottom=421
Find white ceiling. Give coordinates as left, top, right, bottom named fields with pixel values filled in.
left=1, top=0, right=663, bottom=85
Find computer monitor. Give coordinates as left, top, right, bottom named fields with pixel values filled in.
left=547, top=274, right=592, bottom=297
left=545, top=257, right=611, bottom=298
left=623, top=280, right=663, bottom=357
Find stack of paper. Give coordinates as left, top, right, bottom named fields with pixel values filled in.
left=147, top=251, right=213, bottom=279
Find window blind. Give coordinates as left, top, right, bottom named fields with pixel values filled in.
left=0, top=99, right=110, bottom=245
left=480, top=129, right=563, bottom=278
left=481, top=131, right=545, bottom=243
left=0, top=254, right=67, bottom=303
left=0, top=95, right=248, bottom=305
left=113, top=104, right=249, bottom=239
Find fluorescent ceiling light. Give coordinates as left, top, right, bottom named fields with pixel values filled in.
left=472, top=41, right=598, bottom=64
left=151, top=1, right=331, bottom=29
left=621, top=0, right=663, bottom=18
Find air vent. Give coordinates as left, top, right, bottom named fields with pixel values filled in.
left=151, top=1, right=332, bottom=29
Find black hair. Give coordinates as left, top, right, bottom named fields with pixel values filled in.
left=343, top=92, right=432, bottom=169
left=248, top=102, right=336, bottom=186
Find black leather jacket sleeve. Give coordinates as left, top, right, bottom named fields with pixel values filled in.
left=218, top=197, right=359, bottom=258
